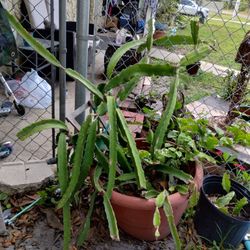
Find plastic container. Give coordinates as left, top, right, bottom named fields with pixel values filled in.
left=194, top=175, right=250, bottom=249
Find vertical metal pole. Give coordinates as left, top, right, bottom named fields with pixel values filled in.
left=59, top=0, right=67, bottom=121
left=75, top=0, right=90, bottom=123
left=50, top=0, right=56, bottom=157
left=91, top=0, right=98, bottom=82
left=232, top=0, right=241, bottom=19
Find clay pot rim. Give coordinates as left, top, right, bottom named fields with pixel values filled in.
left=111, top=160, right=203, bottom=210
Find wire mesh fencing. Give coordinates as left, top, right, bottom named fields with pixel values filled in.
left=91, top=0, right=250, bottom=174
left=0, top=0, right=56, bottom=162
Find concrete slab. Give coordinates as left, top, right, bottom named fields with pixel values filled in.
left=185, top=95, right=230, bottom=119
left=217, top=145, right=250, bottom=165
left=0, top=160, right=55, bottom=195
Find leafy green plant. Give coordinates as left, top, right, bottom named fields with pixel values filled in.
left=7, top=8, right=214, bottom=249
left=0, top=192, right=11, bottom=210
left=234, top=170, right=250, bottom=190
left=221, top=70, right=237, bottom=101
left=211, top=173, right=248, bottom=217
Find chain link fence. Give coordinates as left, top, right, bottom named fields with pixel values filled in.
left=91, top=0, right=250, bottom=173
left=0, top=0, right=249, bottom=173
left=0, top=0, right=56, bottom=162
left=91, top=0, right=250, bottom=118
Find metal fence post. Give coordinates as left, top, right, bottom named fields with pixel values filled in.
left=75, top=0, right=90, bottom=123
left=59, top=0, right=67, bottom=121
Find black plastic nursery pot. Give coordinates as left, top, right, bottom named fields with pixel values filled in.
left=194, top=175, right=250, bottom=249
left=186, top=61, right=201, bottom=76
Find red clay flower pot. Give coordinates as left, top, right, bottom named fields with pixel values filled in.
left=110, top=161, right=204, bottom=241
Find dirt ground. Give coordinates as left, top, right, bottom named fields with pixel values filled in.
left=0, top=209, right=177, bottom=250
left=0, top=202, right=192, bottom=250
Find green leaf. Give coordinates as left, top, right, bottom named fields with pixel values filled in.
left=17, top=119, right=67, bottom=141
left=153, top=207, right=161, bottom=227
left=0, top=193, right=8, bottom=201
left=156, top=190, right=167, bottom=207
left=156, top=164, right=193, bottom=183
left=190, top=20, right=199, bottom=46
left=105, top=64, right=176, bottom=92
left=214, top=191, right=235, bottom=208
left=144, top=190, right=159, bottom=199
left=57, top=132, right=68, bottom=194
left=96, top=102, right=107, bottom=116
left=117, top=75, right=141, bottom=101
left=220, top=137, right=233, bottom=147
left=65, top=68, right=103, bottom=100
left=180, top=45, right=211, bottom=67
left=79, top=119, right=98, bottom=183
left=146, top=18, right=154, bottom=51
left=218, top=206, right=229, bottom=215
left=116, top=173, right=136, bottom=182
left=116, top=108, right=146, bottom=189
left=188, top=183, right=199, bottom=208
left=176, top=184, right=189, bottom=195
left=98, top=134, right=132, bottom=173
left=95, top=145, right=109, bottom=174
left=106, top=96, right=118, bottom=198
left=154, top=35, right=195, bottom=47
left=151, top=71, right=179, bottom=153
left=222, top=151, right=236, bottom=163
left=205, top=136, right=219, bottom=150
left=103, top=193, right=119, bottom=240
left=116, top=146, right=132, bottom=173
left=93, top=165, right=103, bottom=192
left=106, top=38, right=146, bottom=79
left=57, top=116, right=91, bottom=209
left=163, top=194, right=182, bottom=250
left=222, top=173, right=231, bottom=193
left=197, top=152, right=216, bottom=164
left=77, top=192, right=97, bottom=246
left=63, top=203, right=71, bottom=250
left=153, top=207, right=161, bottom=239
left=233, top=197, right=248, bottom=216
left=6, top=12, right=61, bottom=68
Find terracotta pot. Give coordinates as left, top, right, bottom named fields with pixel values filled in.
left=111, top=161, right=204, bottom=241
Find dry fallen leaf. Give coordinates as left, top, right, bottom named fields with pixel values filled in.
left=10, top=194, right=39, bottom=207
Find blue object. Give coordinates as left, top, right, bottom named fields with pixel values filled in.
left=136, top=19, right=145, bottom=33
left=120, top=14, right=130, bottom=29
left=5, top=197, right=41, bottom=225
left=155, top=22, right=167, bottom=31
left=0, top=142, right=12, bottom=159
left=244, top=234, right=250, bottom=250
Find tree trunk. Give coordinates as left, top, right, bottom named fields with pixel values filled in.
left=225, top=65, right=249, bottom=123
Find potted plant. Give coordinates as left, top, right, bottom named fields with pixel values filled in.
left=194, top=173, right=250, bottom=249
left=109, top=114, right=249, bottom=242
left=7, top=11, right=213, bottom=249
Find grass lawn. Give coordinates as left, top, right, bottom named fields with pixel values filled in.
left=152, top=68, right=227, bottom=104
left=179, top=70, right=226, bottom=103
left=210, top=12, right=249, bottom=23
left=175, top=16, right=248, bottom=70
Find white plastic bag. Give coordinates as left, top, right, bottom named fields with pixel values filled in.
left=8, top=69, right=51, bottom=109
